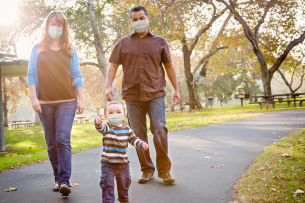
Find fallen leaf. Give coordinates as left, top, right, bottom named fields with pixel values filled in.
left=5, top=187, right=17, bottom=192
left=211, top=165, right=218, bottom=168
left=280, top=153, right=291, bottom=157
left=294, top=189, right=304, bottom=195
left=70, top=183, right=79, bottom=188
left=257, top=167, right=265, bottom=171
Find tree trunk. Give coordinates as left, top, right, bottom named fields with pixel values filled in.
left=0, top=68, right=5, bottom=151
left=87, top=0, right=119, bottom=101
left=2, top=78, right=8, bottom=127
left=182, top=44, right=200, bottom=110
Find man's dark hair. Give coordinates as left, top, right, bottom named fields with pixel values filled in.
left=130, top=5, right=148, bottom=17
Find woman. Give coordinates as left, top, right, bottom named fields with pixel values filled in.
left=27, top=11, right=84, bottom=196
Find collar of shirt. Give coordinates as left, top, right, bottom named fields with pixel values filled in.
left=131, top=30, right=154, bottom=38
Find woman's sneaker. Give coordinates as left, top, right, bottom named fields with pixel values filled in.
left=53, top=182, right=59, bottom=192
left=59, top=184, right=71, bottom=196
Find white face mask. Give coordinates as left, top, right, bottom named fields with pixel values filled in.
left=108, top=113, right=124, bottom=126
left=131, top=19, right=148, bottom=33
left=48, top=25, right=63, bottom=39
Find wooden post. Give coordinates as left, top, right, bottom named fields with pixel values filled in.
left=0, top=66, right=5, bottom=151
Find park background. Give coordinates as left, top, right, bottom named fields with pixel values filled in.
left=1, top=1, right=305, bottom=202
left=0, top=0, right=304, bottom=125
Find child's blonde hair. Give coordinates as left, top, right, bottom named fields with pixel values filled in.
left=104, top=101, right=126, bottom=116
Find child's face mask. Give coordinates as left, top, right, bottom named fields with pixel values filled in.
left=108, top=113, right=124, bottom=126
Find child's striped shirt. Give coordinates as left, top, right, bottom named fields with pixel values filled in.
left=95, top=121, right=146, bottom=163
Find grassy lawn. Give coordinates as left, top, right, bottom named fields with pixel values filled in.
left=0, top=124, right=102, bottom=172
left=234, top=129, right=305, bottom=202
left=0, top=102, right=304, bottom=172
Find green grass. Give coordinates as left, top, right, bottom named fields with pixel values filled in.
left=0, top=124, right=102, bottom=172
left=235, top=129, right=305, bottom=203
left=1, top=102, right=304, bottom=172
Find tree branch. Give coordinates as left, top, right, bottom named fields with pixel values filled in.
left=80, top=61, right=100, bottom=68
left=277, top=69, right=293, bottom=92
left=192, top=46, right=228, bottom=76
left=254, top=0, right=276, bottom=39
left=193, top=13, right=232, bottom=76
left=189, top=7, right=227, bottom=54
left=269, top=30, right=305, bottom=75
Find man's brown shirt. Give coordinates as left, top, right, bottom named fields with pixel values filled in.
left=109, top=31, right=172, bottom=101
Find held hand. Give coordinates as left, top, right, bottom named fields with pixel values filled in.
left=77, top=99, right=84, bottom=114
left=96, top=115, right=104, bottom=125
left=105, top=87, right=114, bottom=101
left=173, top=90, right=180, bottom=106
left=31, top=98, right=42, bottom=113
left=143, top=143, right=149, bottom=151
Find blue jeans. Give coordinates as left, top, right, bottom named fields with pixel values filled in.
left=38, top=100, right=76, bottom=186
left=126, top=96, right=171, bottom=176
left=100, top=160, right=131, bottom=203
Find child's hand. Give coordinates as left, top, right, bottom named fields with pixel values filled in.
left=142, top=143, right=149, bottom=151
left=96, top=115, right=104, bottom=125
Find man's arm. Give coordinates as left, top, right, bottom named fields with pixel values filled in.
left=105, top=63, right=119, bottom=101
left=164, top=62, right=180, bottom=105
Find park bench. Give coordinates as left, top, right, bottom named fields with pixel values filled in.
left=11, top=120, right=33, bottom=128
left=249, top=93, right=305, bottom=109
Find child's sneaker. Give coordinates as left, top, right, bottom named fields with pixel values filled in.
left=59, top=183, right=71, bottom=196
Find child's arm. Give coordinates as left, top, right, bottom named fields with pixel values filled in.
left=94, top=115, right=108, bottom=134
left=128, top=128, right=149, bottom=151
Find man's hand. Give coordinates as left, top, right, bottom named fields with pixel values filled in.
left=77, top=99, right=84, bottom=114
left=31, top=97, right=42, bottom=113
left=105, top=87, right=114, bottom=101
left=173, top=90, right=180, bottom=106
left=142, top=143, right=149, bottom=151
left=96, top=115, right=104, bottom=125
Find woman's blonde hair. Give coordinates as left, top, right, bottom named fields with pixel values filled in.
left=40, top=11, right=73, bottom=58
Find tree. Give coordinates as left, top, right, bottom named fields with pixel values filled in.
left=212, top=73, right=240, bottom=106
left=150, top=0, right=231, bottom=110
left=216, top=0, right=305, bottom=97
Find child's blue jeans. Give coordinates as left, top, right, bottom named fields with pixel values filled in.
left=100, top=160, right=131, bottom=203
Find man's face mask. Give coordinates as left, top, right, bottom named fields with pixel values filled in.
left=48, top=25, right=63, bottom=39
left=131, top=19, right=148, bottom=33
left=108, top=113, right=124, bottom=126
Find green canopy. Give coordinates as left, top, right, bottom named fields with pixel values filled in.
left=0, top=53, right=28, bottom=151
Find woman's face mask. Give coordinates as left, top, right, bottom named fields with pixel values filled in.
left=48, top=25, right=63, bottom=39
left=108, top=113, right=125, bottom=126
left=131, top=19, right=148, bottom=33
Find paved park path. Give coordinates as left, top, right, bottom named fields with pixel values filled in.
left=1, top=109, right=305, bottom=203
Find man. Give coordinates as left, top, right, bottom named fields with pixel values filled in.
left=106, top=5, right=180, bottom=185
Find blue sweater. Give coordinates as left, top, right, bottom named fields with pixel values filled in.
left=27, top=44, right=83, bottom=96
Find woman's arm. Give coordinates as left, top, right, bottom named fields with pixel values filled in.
left=29, top=84, right=42, bottom=113
left=76, top=87, right=84, bottom=114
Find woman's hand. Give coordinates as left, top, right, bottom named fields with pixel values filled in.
left=31, top=97, right=42, bottom=113
left=77, top=99, right=84, bottom=114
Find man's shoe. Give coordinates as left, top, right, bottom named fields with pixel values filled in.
left=59, top=184, right=71, bottom=196
left=138, top=171, right=154, bottom=184
left=53, top=182, right=59, bottom=192
left=159, top=172, right=175, bottom=184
